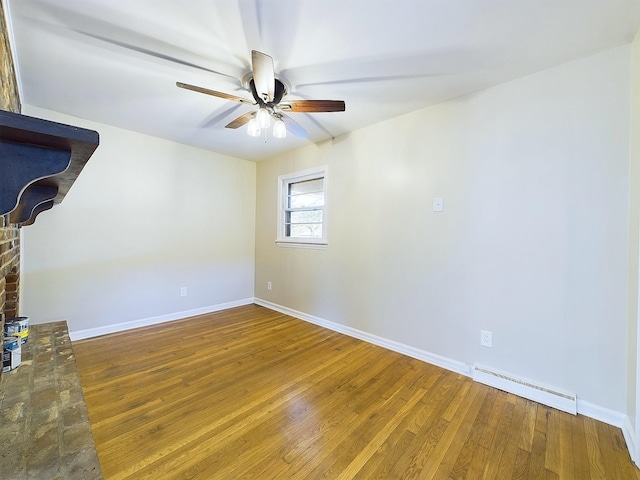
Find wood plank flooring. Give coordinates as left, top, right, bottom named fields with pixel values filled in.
left=73, top=304, right=639, bottom=479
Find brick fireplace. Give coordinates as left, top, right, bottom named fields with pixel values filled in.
left=0, top=0, right=23, bottom=350
left=0, top=216, right=21, bottom=334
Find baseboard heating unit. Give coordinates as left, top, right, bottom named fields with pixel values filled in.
left=473, top=365, right=577, bottom=415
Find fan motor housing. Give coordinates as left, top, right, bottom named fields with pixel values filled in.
left=243, top=74, right=288, bottom=106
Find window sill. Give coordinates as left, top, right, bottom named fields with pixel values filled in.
left=276, top=240, right=328, bottom=250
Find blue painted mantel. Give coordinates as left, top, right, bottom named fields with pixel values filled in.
left=0, top=110, right=99, bottom=226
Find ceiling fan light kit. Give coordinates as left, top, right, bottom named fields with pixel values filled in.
left=246, top=114, right=286, bottom=138
left=256, top=107, right=271, bottom=129
left=273, top=119, right=287, bottom=139
left=177, top=50, right=345, bottom=142
left=247, top=118, right=261, bottom=137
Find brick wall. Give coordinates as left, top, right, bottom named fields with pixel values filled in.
left=0, top=0, right=23, bottom=355
left=0, top=1, right=21, bottom=113
left=1, top=217, right=20, bottom=323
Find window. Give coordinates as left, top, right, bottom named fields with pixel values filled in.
left=277, top=166, right=327, bottom=248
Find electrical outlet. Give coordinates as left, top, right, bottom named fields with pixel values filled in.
left=267, top=281, right=272, bottom=291
left=481, top=330, right=492, bottom=348
left=180, top=287, right=187, bottom=297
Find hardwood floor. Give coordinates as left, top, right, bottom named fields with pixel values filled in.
left=73, top=304, right=639, bottom=479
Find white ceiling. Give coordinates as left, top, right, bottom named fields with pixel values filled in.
left=7, top=0, right=640, bottom=161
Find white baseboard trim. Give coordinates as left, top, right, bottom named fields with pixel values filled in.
left=69, top=298, right=254, bottom=341
left=577, top=399, right=629, bottom=429
left=622, top=415, right=638, bottom=466
left=633, top=424, right=640, bottom=468
left=473, top=365, right=577, bottom=415
left=254, top=297, right=637, bottom=463
left=254, top=298, right=472, bottom=377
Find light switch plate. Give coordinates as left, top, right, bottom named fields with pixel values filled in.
left=433, top=197, right=444, bottom=212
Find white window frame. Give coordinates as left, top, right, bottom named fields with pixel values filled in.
left=276, top=166, right=328, bottom=249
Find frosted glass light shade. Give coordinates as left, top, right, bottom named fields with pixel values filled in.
left=257, top=108, right=271, bottom=129
left=273, top=119, right=286, bottom=138
left=247, top=118, right=261, bottom=137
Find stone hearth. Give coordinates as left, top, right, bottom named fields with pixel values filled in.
left=0, top=322, right=102, bottom=479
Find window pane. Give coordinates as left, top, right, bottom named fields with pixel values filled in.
left=288, top=223, right=323, bottom=238
left=289, top=192, right=324, bottom=208
left=289, top=178, right=323, bottom=195
left=288, top=178, right=324, bottom=208
left=288, top=210, right=322, bottom=224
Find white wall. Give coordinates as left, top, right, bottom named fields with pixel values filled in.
left=255, top=46, right=631, bottom=413
left=21, top=105, right=256, bottom=334
left=629, top=29, right=640, bottom=454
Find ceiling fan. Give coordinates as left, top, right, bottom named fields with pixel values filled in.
left=177, top=50, right=345, bottom=139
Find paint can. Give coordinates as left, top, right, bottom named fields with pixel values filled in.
left=5, top=316, right=29, bottom=344
left=2, top=336, right=21, bottom=372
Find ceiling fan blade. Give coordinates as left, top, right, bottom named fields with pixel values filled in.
left=296, top=74, right=436, bottom=88
left=252, top=50, right=275, bottom=102
left=200, top=103, right=243, bottom=129
left=177, top=82, right=253, bottom=104
left=280, top=114, right=309, bottom=138
left=27, top=2, right=242, bottom=83
left=280, top=100, right=346, bottom=113
left=80, top=31, right=240, bottom=80
left=225, top=111, right=256, bottom=129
